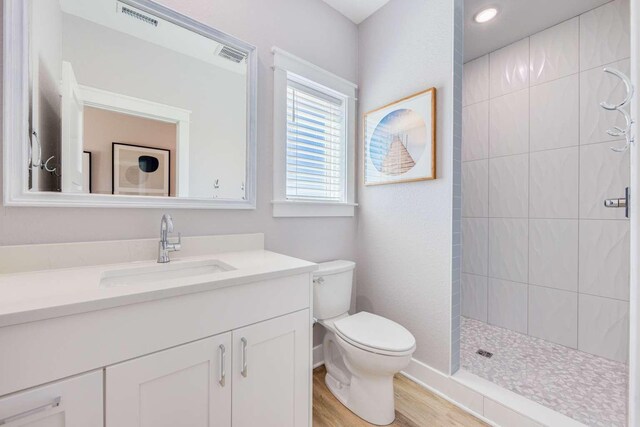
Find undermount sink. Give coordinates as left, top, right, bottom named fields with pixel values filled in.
left=99, top=259, right=235, bottom=288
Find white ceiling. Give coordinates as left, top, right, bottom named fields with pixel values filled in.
left=321, top=0, right=391, bottom=24
left=60, top=0, right=246, bottom=74
left=465, top=0, right=611, bottom=61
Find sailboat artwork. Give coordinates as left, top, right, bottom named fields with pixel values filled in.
left=364, top=88, right=436, bottom=185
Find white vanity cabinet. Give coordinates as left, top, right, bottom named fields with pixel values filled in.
left=104, top=309, right=310, bottom=427
left=0, top=371, right=103, bottom=426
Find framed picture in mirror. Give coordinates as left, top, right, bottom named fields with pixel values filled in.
left=82, top=151, right=92, bottom=194
left=112, top=143, right=170, bottom=197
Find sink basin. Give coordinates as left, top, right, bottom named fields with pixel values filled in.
left=100, top=259, right=234, bottom=287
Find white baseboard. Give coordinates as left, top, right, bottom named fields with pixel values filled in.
left=313, top=344, right=324, bottom=368
left=401, top=358, right=585, bottom=427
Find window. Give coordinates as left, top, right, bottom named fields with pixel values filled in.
left=272, top=47, right=357, bottom=217
left=286, top=77, right=346, bottom=202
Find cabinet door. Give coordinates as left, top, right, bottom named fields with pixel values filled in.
left=0, top=370, right=102, bottom=427
left=106, top=333, right=232, bottom=427
left=232, top=310, right=310, bottom=427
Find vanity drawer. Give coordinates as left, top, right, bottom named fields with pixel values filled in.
left=0, top=370, right=102, bottom=426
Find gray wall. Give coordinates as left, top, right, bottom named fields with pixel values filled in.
left=356, top=0, right=457, bottom=373
left=1, top=0, right=358, bottom=269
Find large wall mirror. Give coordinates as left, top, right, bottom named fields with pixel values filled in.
left=3, top=0, right=257, bottom=208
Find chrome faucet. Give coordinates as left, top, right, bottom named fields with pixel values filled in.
left=158, top=214, right=181, bottom=263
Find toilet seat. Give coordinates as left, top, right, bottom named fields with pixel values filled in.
left=334, top=312, right=416, bottom=357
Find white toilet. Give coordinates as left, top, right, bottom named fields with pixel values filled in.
left=314, top=260, right=416, bottom=426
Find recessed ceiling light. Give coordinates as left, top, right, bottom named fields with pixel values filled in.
left=474, top=7, right=498, bottom=23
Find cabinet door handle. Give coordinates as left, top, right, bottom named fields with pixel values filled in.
left=0, top=397, right=61, bottom=425
left=218, top=344, right=226, bottom=387
left=241, top=337, right=248, bottom=377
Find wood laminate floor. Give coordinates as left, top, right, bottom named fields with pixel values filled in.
left=313, top=366, right=489, bottom=427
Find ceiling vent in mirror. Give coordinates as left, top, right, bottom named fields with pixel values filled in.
left=120, top=5, right=159, bottom=27
left=218, top=46, right=247, bottom=63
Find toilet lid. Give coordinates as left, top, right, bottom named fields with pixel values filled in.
left=334, top=312, right=416, bottom=354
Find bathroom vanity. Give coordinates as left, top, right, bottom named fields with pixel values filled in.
left=0, top=234, right=315, bottom=427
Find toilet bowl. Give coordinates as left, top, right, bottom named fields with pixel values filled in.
left=314, top=261, right=416, bottom=426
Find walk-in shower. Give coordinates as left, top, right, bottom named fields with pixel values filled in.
left=460, top=0, right=631, bottom=425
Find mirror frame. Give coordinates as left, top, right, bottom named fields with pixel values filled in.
left=3, top=0, right=257, bottom=209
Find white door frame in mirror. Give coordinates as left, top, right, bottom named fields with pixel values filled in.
left=3, top=0, right=257, bottom=209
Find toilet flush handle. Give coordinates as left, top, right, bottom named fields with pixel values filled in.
left=313, top=277, right=325, bottom=285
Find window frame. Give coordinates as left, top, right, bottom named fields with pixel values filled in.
left=272, top=47, right=357, bottom=218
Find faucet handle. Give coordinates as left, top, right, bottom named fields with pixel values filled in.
left=169, top=233, right=182, bottom=252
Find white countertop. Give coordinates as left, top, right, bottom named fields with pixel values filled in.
left=0, top=250, right=317, bottom=328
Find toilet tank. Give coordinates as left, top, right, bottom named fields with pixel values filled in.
left=313, top=260, right=356, bottom=320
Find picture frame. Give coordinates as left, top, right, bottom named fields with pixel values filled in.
left=112, top=143, right=170, bottom=196
left=363, top=88, right=436, bottom=186
left=82, top=151, right=92, bottom=194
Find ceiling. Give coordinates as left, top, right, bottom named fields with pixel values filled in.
left=321, top=0, right=391, bottom=24
left=60, top=0, right=246, bottom=74
left=465, top=0, right=611, bottom=61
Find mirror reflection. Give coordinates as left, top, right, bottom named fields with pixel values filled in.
left=29, top=0, right=249, bottom=199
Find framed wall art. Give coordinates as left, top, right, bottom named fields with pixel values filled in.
left=364, top=88, right=436, bottom=185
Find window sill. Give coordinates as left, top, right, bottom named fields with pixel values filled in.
left=272, top=200, right=357, bottom=218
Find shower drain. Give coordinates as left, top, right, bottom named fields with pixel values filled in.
left=476, top=349, right=493, bottom=358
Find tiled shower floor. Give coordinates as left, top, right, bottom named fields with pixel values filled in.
left=461, top=317, right=628, bottom=427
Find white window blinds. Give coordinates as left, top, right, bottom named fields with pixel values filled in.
left=286, top=77, right=346, bottom=202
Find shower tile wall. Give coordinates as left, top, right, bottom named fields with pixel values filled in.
left=461, top=0, right=630, bottom=363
